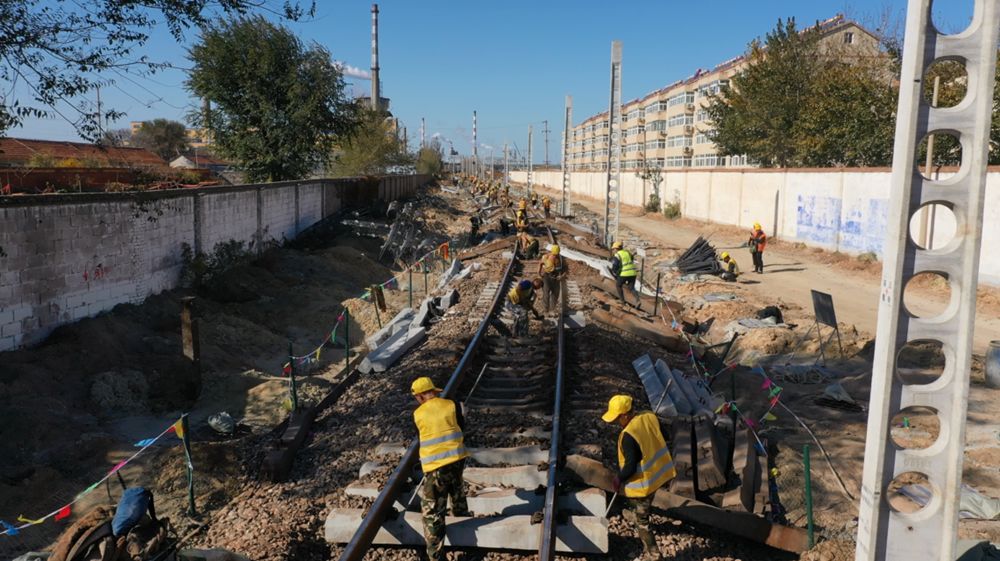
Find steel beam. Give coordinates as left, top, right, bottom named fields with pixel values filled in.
left=603, top=41, right=622, bottom=247
left=856, top=2, right=1000, bottom=560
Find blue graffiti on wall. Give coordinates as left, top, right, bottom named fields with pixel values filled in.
left=796, top=195, right=842, bottom=246
left=840, top=198, right=888, bottom=255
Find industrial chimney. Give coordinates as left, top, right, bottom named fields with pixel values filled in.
left=370, top=4, right=380, bottom=111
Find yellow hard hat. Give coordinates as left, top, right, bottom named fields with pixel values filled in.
left=601, top=395, right=633, bottom=423
left=754, top=222, right=762, bottom=230
left=519, top=200, right=527, bottom=209
left=721, top=251, right=730, bottom=259
left=550, top=244, right=560, bottom=255
left=411, top=376, right=441, bottom=395
left=611, top=241, right=623, bottom=250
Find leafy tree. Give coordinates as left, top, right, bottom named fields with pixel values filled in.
left=132, top=119, right=189, bottom=161
left=332, top=108, right=411, bottom=177
left=187, top=16, right=356, bottom=182
left=707, top=18, right=820, bottom=167
left=100, top=128, right=133, bottom=147
left=415, top=140, right=444, bottom=175
left=0, top=1, right=313, bottom=140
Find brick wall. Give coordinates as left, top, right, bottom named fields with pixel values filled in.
left=0, top=175, right=429, bottom=351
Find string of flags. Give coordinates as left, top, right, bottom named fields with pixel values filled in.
left=1, top=417, right=188, bottom=538
left=281, top=241, right=452, bottom=374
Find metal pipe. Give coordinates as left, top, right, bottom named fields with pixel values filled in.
left=338, top=242, right=520, bottom=561
left=804, top=444, right=814, bottom=548
left=538, top=276, right=567, bottom=561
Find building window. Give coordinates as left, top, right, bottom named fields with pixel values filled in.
left=844, top=31, right=854, bottom=44
left=695, top=133, right=711, bottom=145
left=693, top=155, right=718, bottom=167
left=668, top=114, right=694, bottom=127
left=666, top=135, right=692, bottom=147
left=645, top=139, right=667, bottom=150
left=665, top=156, right=692, bottom=168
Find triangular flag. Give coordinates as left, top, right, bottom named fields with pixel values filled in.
left=110, top=460, right=128, bottom=474
left=441, top=243, right=449, bottom=260
left=768, top=385, right=782, bottom=398
left=761, top=378, right=772, bottom=389
left=337, top=312, right=345, bottom=322
left=55, top=505, right=71, bottom=521
left=282, top=363, right=291, bottom=376
left=714, top=403, right=725, bottom=414
left=745, top=418, right=757, bottom=428
left=1, top=520, right=19, bottom=536
left=134, top=437, right=157, bottom=448
left=77, top=480, right=101, bottom=499
left=763, top=412, right=778, bottom=422
left=769, top=395, right=780, bottom=408
left=172, top=419, right=185, bottom=440
left=17, top=515, right=43, bottom=525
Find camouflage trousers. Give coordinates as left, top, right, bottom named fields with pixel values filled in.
left=625, top=495, right=661, bottom=559
left=420, top=459, right=468, bottom=561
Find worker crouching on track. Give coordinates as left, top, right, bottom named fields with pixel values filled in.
left=412, top=376, right=470, bottom=561
left=519, top=232, right=540, bottom=260
left=719, top=251, right=740, bottom=282
left=508, top=279, right=543, bottom=335
left=610, top=241, right=640, bottom=309
left=538, top=243, right=567, bottom=314
left=602, top=395, right=676, bottom=561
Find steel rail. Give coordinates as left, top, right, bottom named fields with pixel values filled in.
left=337, top=240, right=521, bottom=561
left=537, top=273, right=566, bottom=560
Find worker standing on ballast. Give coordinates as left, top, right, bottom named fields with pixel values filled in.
left=515, top=199, right=529, bottom=231
left=749, top=222, right=767, bottom=274
left=610, top=241, right=640, bottom=309
left=538, top=243, right=568, bottom=314
left=602, top=395, right=675, bottom=561
left=530, top=191, right=539, bottom=209
left=719, top=251, right=739, bottom=282
left=542, top=195, right=552, bottom=218
left=412, top=376, right=470, bottom=561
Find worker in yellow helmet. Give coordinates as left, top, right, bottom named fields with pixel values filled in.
left=515, top=200, right=529, bottom=231
left=719, top=251, right=740, bottom=282
left=602, top=395, right=675, bottom=561
left=748, top=222, right=767, bottom=274
left=610, top=241, right=640, bottom=309
left=507, top=279, right=543, bottom=335
left=541, top=195, right=552, bottom=219
left=530, top=191, right=539, bottom=209
left=411, top=376, right=470, bottom=561
left=537, top=243, right=568, bottom=314
left=518, top=231, right=539, bottom=259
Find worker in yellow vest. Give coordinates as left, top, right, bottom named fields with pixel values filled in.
left=602, top=395, right=675, bottom=561
left=610, top=241, right=640, bottom=309
left=515, top=199, right=529, bottom=231
left=537, top=244, right=568, bottom=313
left=719, top=251, right=740, bottom=282
left=542, top=195, right=552, bottom=218
left=507, top=278, right=543, bottom=335
left=411, top=376, right=470, bottom=561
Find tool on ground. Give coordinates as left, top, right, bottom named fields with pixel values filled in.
left=464, top=362, right=490, bottom=406
left=604, top=492, right=618, bottom=517
left=652, top=377, right=674, bottom=413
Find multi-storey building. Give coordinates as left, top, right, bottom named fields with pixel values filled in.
left=566, top=15, right=880, bottom=171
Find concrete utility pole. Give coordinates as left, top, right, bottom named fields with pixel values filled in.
left=561, top=95, right=573, bottom=216
left=527, top=125, right=533, bottom=200
left=472, top=110, right=478, bottom=178
left=503, top=142, right=509, bottom=186
left=370, top=4, right=380, bottom=111
left=855, top=2, right=1000, bottom=561
left=420, top=117, right=425, bottom=149
left=604, top=40, right=623, bottom=247
left=542, top=120, right=551, bottom=166
left=95, top=85, right=103, bottom=138
left=489, top=147, right=495, bottom=181
left=402, top=126, right=407, bottom=153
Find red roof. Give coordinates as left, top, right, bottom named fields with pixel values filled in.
left=0, top=138, right=166, bottom=168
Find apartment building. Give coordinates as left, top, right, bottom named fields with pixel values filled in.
left=567, top=15, right=880, bottom=171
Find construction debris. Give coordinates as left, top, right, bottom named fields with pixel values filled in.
left=674, top=237, right=722, bottom=275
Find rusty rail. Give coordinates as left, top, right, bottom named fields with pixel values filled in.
left=538, top=272, right=566, bottom=560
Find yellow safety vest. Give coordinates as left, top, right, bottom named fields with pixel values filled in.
left=617, top=411, right=676, bottom=498
left=542, top=254, right=563, bottom=275
left=508, top=286, right=534, bottom=306
left=616, top=249, right=637, bottom=277
left=414, top=397, right=469, bottom=473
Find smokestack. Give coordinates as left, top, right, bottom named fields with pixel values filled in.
left=370, top=4, right=380, bottom=111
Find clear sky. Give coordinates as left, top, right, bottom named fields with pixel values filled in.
left=9, top=0, right=975, bottom=163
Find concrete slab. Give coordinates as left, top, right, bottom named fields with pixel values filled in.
left=359, top=461, right=383, bottom=478
left=365, top=308, right=414, bottom=351
left=666, top=365, right=713, bottom=417
left=469, top=445, right=547, bottom=466
left=654, top=359, right=694, bottom=415
left=374, top=442, right=407, bottom=456
left=468, top=487, right=605, bottom=516
left=565, top=311, right=587, bottom=329
left=363, top=327, right=427, bottom=373
left=436, top=258, right=463, bottom=289
left=632, top=354, right=679, bottom=417
left=463, top=466, right=547, bottom=489
left=324, top=509, right=608, bottom=553
left=345, top=482, right=380, bottom=499
left=441, top=288, right=459, bottom=310
left=410, top=298, right=436, bottom=330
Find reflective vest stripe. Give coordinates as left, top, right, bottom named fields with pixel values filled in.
left=420, top=431, right=463, bottom=447
left=617, top=250, right=637, bottom=277
left=626, top=459, right=676, bottom=491
left=420, top=446, right=469, bottom=466
left=638, top=445, right=671, bottom=473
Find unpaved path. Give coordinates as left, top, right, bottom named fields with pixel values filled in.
left=545, top=187, right=1000, bottom=355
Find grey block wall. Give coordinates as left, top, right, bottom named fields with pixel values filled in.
left=0, top=175, right=429, bottom=351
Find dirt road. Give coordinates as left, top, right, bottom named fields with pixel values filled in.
left=551, top=188, right=1000, bottom=355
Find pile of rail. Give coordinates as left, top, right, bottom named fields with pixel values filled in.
left=674, top=236, right=722, bottom=275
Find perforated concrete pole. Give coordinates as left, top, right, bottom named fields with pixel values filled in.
left=855, top=2, right=1000, bottom=561
left=604, top=41, right=622, bottom=247
left=562, top=96, right=573, bottom=216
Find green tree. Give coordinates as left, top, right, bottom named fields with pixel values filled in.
left=187, top=16, right=356, bottom=182
left=332, top=108, right=411, bottom=177
left=707, top=18, right=820, bottom=167
left=415, top=140, right=444, bottom=175
left=132, top=119, right=189, bottom=161
left=0, top=1, right=313, bottom=140
left=100, top=128, right=133, bottom=148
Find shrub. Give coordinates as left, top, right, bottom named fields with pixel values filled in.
left=663, top=200, right=681, bottom=220
left=644, top=192, right=661, bottom=213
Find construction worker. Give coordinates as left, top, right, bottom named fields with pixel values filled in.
left=602, top=395, right=675, bottom=561
left=719, top=251, right=739, bottom=282
left=519, top=232, right=540, bottom=259
left=530, top=192, right=539, bottom=209
left=538, top=243, right=567, bottom=314
left=749, top=222, right=767, bottom=274
left=610, top=241, right=640, bottom=309
left=412, top=376, right=470, bottom=561
left=515, top=199, right=529, bottom=231
left=542, top=195, right=552, bottom=218
left=507, top=279, right=542, bottom=335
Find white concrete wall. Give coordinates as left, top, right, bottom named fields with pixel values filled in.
left=512, top=168, right=1000, bottom=285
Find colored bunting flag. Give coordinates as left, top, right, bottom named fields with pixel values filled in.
left=110, top=460, right=128, bottom=474
left=1, top=520, right=19, bottom=536
left=55, top=505, right=71, bottom=521
left=282, top=363, right=291, bottom=376
left=134, top=437, right=157, bottom=448
left=337, top=313, right=345, bottom=322
left=17, top=515, right=43, bottom=525
left=745, top=418, right=757, bottom=428
left=441, top=243, right=449, bottom=260
left=172, top=419, right=185, bottom=440
left=769, top=395, right=780, bottom=408
left=768, top=385, right=782, bottom=398
left=763, top=412, right=778, bottom=422
left=761, top=378, right=772, bottom=389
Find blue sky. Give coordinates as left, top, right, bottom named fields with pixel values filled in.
left=10, top=0, right=974, bottom=162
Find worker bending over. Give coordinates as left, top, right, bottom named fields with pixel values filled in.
left=508, top=279, right=543, bottom=335
left=610, top=241, right=640, bottom=309
left=412, top=377, right=470, bottom=561
left=542, top=195, right=552, bottom=218
left=748, top=222, right=766, bottom=274
left=515, top=200, right=529, bottom=231
left=519, top=232, right=540, bottom=260
left=538, top=243, right=568, bottom=314
left=603, top=395, right=675, bottom=561
left=719, top=251, right=739, bottom=282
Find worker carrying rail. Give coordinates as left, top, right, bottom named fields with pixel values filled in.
left=610, top=241, right=640, bottom=309
left=719, top=251, right=740, bottom=282
left=602, top=395, right=676, bottom=561
left=411, top=376, right=470, bottom=561
left=537, top=243, right=568, bottom=314
left=507, top=278, right=543, bottom=335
